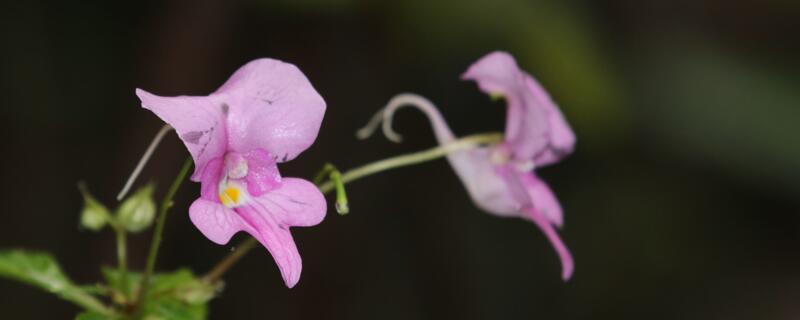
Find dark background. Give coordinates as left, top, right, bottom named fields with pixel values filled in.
left=2, top=0, right=799, bottom=319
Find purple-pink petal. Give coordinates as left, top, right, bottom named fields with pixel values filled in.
left=521, top=172, right=564, bottom=228
left=523, top=76, right=576, bottom=167
left=386, top=85, right=574, bottom=280
left=199, top=157, right=225, bottom=201
left=139, top=58, right=327, bottom=288
left=237, top=178, right=326, bottom=287
left=524, top=206, right=574, bottom=281
left=243, top=149, right=282, bottom=197
left=385, top=95, right=522, bottom=216
left=462, top=51, right=575, bottom=165
left=188, top=177, right=326, bottom=288
left=216, top=58, right=326, bottom=164
left=136, top=89, right=228, bottom=181
left=137, top=58, right=326, bottom=180
left=189, top=199, right=243, bottom=245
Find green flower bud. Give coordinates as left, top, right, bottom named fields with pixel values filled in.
left=116, top=184, right=156, bottom=233
left=78, top=182, right=112, bottom=232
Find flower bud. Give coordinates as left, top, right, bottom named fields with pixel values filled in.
left=78, top=182, right=111, bottom=231
left=116, top=184, right=156, bottom=233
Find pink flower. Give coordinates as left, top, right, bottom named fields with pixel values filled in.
left=384, top=52, right=575, bottom=280
left=136, top=58, right=327, bottom=288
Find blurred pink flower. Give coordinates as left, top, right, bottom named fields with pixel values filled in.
left=137, top=58, right=327, bottom=288
left=386, top=51, right=575, bottom=280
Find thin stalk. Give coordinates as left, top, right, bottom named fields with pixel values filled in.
left=118, top=125, right=173, bottom=200
left=318, top=132, right=502, bottom=193
left=114, top=227, right=128, bottom=297
left=62, top=286, right=117, bottom=316
left=201, top=238, right=258, bottom=284
left=132, top=157, right=192, bottom=317
left=202, top=132, right=502, bottom=284
left=313, top=163, right=349, bottom=214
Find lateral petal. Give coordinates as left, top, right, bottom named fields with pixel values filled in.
left=521, top=172, right=564, bottom=227
left=188, top=198, right=244, bottom=245
left=524, top=206, right=574, bottom=281
left=236, top=178, right=326, bottom=287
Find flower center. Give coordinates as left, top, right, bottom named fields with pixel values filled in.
left=224, top=153, right=249, bottom=179
left=219, top=181, right=247, bottom=207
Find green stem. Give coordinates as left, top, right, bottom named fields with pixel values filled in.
left=114, top=227, right=128, bottom=298
left=313, top=163, right=349, bottom=214
left=318, top=132, right=502, bottom=193
left=200, top=238, right=258, bottom=284
left=62, top=286, right=117, bottom=316
left=202, top=132, right=502, bottom=284
left=132, top=157, right=192, bottom=317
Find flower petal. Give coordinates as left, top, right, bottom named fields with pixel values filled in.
left=523, top=75, right=575, bottom=166
left=450, top=148, right=522, bottom=216
left=249, top=178, right=327, bottom=227
left=215, top=58, right=326, bottom=163
left=462, top=51, right=575, bottom=165
left=236, top=177, right=326, bottom=288
left=524, top=206, right=574, bottom=281
left=188, top=198, right=244, bottom=245
left=521, top=172, right=564, bottom=227
left=198, top=157, right=224, bottom=201
left=462, top=51, right=549, bottom=161
left=387, top=96, right=522, bottom=216
left=136, top=89, right=228, bottom=181
left=243, top=149, right=282, bottom=197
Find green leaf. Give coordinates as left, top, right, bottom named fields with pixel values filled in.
left=116, top=183, right=156, bottom=233
left=145, top=270, right=214, bottom=319
left=0, top=250, right=114, bottom=316
left=0, top=249, right=71, bottom=292
left=149, top=269, right=215, bottom=305
left=101, top=266, right=141, bottom=303
left=102, top=268, right=214, bottom=318
left=78, top=182, right=113, bottom=231
left=143, top=298, right=207, bottom=320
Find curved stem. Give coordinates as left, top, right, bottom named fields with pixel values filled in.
left=202, top=132, right=502, bottom=284
left=132, top=157, right=192, bottom=318
left=318, top=132, right=501, bottom=193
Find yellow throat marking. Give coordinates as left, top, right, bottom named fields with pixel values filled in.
left=219, top=187, right=242, bottom=207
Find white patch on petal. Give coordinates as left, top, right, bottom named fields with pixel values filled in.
left=225, top=153, right=249, bottom=179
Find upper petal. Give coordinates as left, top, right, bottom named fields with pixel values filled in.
left=136, top=89, right=228, bottom=181
left=523, top=75, right=576, bottom=166
left=215, top=58, right=326, bottom=163
left=462, top=51, right=575, bottom=165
